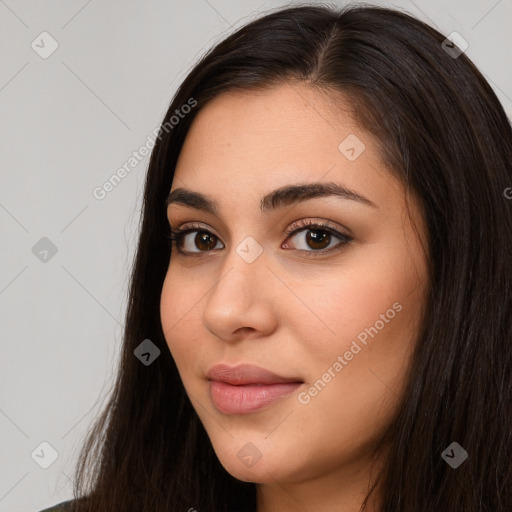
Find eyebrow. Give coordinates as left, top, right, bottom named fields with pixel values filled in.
left=165, top=181, right=377, bottom=214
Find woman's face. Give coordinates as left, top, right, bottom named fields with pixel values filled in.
left=160, top=83, right=428, bottom=493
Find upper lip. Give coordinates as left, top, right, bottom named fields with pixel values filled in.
left=207, top=363, right=303, bottom=385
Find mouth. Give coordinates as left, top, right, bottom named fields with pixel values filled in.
left=206, top=363, right=304, bottom=415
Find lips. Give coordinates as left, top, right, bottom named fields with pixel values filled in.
left=207, top=363, right=303, bottom=385
left=206, top=363, right=304, bottom=415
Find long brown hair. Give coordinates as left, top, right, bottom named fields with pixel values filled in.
left=71, top=4, right=512, bottom=511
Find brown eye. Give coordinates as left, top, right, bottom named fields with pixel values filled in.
left=169, top=221, right=352, bottom=258
left=304, top=229, right=331, bottom=250
left=194, top=231, right=218, bottom=251
left=284, top=224, right=351, bottom=255
left=169, top=228, right=224, bottom=254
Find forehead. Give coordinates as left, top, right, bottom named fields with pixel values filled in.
left=181, top=84, right=357, bottom=155
left=170, top=83, right=411, bottom=227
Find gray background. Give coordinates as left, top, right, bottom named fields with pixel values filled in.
left=0, top=1, right=510, bottom=510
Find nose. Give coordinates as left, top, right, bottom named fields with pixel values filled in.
left=201, top=241, right=278, bottom=342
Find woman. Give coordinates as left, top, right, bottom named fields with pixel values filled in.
left=40, top=3, right=512, bottom=512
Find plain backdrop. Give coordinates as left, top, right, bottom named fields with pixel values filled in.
left=0, top=0, right=511, bottom=510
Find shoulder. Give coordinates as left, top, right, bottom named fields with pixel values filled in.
left=38, top=499, right=76, bottom=512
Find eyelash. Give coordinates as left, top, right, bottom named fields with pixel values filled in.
left=165, top=219, right=353, bottom=259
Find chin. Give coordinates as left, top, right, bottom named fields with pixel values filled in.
left=208, top=440, right=278, bottom=483
left=218, top=457, right=278, bottom=484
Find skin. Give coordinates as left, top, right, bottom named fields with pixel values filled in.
left=160, top=82, right=429, bottom=512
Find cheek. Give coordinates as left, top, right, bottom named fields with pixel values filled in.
left=160, top=272, right=179, bottom=344
left=297, top=244, right=426, bottom=395
left=302, top=261, right=422, bottom=347
left=160, top=271, right=201, bottom=374
left=289, top=269, right=424, bottom=459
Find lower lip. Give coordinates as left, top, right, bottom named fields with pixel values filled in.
left=209, top=381, right=303, bottom=414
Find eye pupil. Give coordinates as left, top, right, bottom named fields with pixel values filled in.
left=196, top=231, right=217, bottom=251
left=306, top=230, right=331, bottom=250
